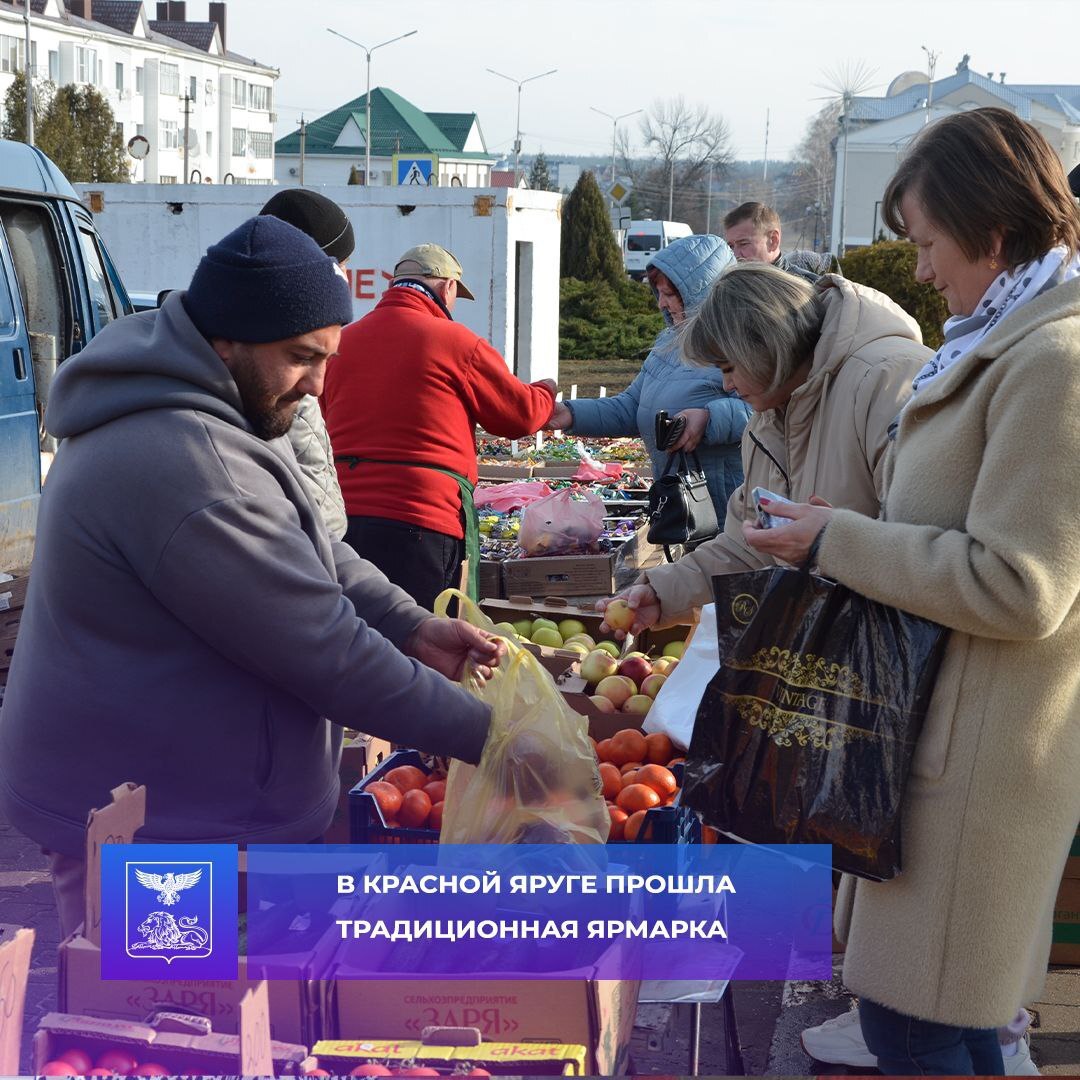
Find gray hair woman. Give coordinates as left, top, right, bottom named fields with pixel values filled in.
left=744, top=107, right=1080, bottom=1075
left=599, top=261, right=929, bottom=630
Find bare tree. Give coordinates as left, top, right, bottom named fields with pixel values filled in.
left=771, top=100, right=842, bottom=251
left=617, top=96, right=733, bottom=223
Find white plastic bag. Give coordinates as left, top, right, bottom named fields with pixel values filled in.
left=642, top=603, right=718, bottom=750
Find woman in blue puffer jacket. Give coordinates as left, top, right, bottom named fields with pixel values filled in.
left=549, top=234, right=751, bottom=515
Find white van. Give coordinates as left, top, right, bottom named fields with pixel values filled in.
left=622, top=219, right=692, bottom=280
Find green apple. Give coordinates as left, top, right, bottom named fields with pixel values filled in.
left=493, top=622, right=518, bottom=637
left=564, top=633, right=596, bottom=650
left=531, top=617, right=559, bottom=635
left=662, top=640, right=686, bottom=659
left=558, top=618, right=588, bottom=640
left=512, top=619, right=533, bottom=636
left=596, top=640, right=620, bottom=659
left=561, top=642, right=590, bottom=658
left=531, top=627, right=564, bottom=648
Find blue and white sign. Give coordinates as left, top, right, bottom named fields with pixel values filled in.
left=101, top=844, right=238, bottom=980
left=394, top=154, right=436, bottom=186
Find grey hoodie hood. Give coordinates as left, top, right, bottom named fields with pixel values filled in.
left=46, top=291, right=247, bottom=439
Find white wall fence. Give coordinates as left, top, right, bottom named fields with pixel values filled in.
left=77, top=184, right=563, bottom=382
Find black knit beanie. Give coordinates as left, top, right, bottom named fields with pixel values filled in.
left=259, top=188, right=355, bottom=264
left=184, top=216, right=354, bottom=343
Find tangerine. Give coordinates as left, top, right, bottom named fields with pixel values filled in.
left=619, top=760, right=643, bottom=775
left=365, top=781, right=403, bottom=821
left=620, top=769, right=640, bottom=788
left=624, top=809, right=648, bottom=842
left=598, top=762, right=622, bottom=800
left=667, top=756, right=686, bottom=767
left=595, top=738, right=614, bottom=762
left=384, top=765, right=428, bottom=793
left=616, top=783, right=661, bottom=813
left=607, top=728, right=647, bottom=766
left=644, top=732, right=675, bottom=765
left=428, top=801, right=445, bottom=832
left=636, top=764, right=678, bottom=799
left=422, top=779, right=447, bottom=803
left=608, top=806, right=628, bottom=841
left=398, top=788, right=432, bottom=828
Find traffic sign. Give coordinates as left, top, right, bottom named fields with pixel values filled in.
left=607, top=176, right=633, bottom=205
left=393, top=153, right=438, bottom=186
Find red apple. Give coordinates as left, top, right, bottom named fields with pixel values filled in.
left=641, top=673, right=667, bottom=698
left=623, top=694, right=653, bottom=715
left=95, top=1051, right=140, bottom=1075
left=589, top=694, right=616, bottom=714
left=595, top=675, right=636, bottom=709
left=651, top=656, right=676, bottom=677
left=579, top=648, right=618, bottom=686
left=41, top=1064, right=80, bottom=1077
left=57, top=1049, right=95, bottom=1074
left=617, top=655, right=653, bottom=689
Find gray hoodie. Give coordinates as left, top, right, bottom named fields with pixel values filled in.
left=0, top=293, right=490, bottom=856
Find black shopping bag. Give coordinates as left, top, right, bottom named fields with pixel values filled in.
left=681, top=567, right=947, bottom=880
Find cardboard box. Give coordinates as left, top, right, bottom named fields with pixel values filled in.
left=0, top=572, right=29, bottom=688
left=478, top=559, right=504, bottom=601
left=1051, top=873, right=1080, bottom=965
left=311, top=1034, right=587, bottom=1075
left=323, top=978, right=638, bottom=1076
left=36, top=984, right=307, bottom=1075
left=57, top=783, right=322, bottom=1046
left=500, top=523, right=661, bottom=598
left=1065, top=826, right=1080, bottom=880
left=477, top=463, right=535, bottom=481
left=0, top=925, right=34, bottom=1073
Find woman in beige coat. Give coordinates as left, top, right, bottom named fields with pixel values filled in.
left=601, top=263, right=930, bottom=629
left=746, top=107, right=1080, bottom=1075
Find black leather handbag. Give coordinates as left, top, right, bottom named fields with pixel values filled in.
left=646, top=448, right=719, bottom=555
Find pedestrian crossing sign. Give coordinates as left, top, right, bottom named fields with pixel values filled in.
left=393, top=154, right=438, bottom=186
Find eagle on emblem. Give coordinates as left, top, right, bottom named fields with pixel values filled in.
left=134, top=868, right=203, bottom=906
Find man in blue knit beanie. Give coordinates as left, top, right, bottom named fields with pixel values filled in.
left=1, top=216, right=501, bottom=937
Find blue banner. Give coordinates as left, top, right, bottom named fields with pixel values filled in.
left=247, top=844, right=831, bottom=982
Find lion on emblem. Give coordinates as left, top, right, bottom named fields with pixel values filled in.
left=131, top=910, right=209, bottom=951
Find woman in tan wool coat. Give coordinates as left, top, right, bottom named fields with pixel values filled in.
left=745, top=108, right=1080, bottom=1075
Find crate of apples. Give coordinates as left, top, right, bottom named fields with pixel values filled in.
left=350, top=751, right=448, bottom=843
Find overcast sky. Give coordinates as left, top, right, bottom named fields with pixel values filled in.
left=224, top=0, right=1079, bottom=164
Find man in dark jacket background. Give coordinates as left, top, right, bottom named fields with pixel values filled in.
left=723, top=201, right=836, bottom=281
left=0, top=217, right=499, bottom=936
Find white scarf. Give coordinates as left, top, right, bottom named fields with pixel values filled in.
left=910, top=245, right=1080, bottom=398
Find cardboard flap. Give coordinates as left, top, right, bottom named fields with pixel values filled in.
left=420, top=1026, right=482, bottom=1047
left=0, top=927, right=34, bottom=1074
left=150, top=1012, right=212, bottom=1036
left=84, top=782, right=146, bottom=946
left=239, top=981, right=274, bottom=1077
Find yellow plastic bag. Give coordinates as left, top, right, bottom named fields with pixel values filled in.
left=433, top=589, right=609, bottom=845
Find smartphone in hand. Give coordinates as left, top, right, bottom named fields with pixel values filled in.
left=750, top=486, right=794, bottom=529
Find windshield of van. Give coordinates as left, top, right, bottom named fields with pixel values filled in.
left=626, top=233, right=663, bottom=252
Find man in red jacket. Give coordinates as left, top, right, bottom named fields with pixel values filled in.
left=323, top=243, right=557, bottom=609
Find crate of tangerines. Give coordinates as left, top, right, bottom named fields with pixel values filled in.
left=349, top=750, right=447, bottom=844
left=591, top=727, right=701, bottom=844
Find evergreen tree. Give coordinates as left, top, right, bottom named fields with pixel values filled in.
left=2, top=75, right=128, bottom=181
left=348, top=164, right=363, bottom=185
left=560, top=170, right=623, bottom=286
left=528, top=151, right=555, bottom=191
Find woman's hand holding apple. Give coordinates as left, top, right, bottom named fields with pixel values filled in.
left=596, top=584, right=661, bottom=639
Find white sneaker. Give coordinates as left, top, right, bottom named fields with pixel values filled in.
left=800, top=1005, right=1040, bottom=1075
left=800, top=1006, right=876, bottom=1067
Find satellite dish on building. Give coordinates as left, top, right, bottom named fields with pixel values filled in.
left=887, top=70, right=930, bottom=97
left=127, top=134, right=150, bottom=160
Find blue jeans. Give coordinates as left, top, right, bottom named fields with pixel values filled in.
left=859, top=997, right=1004, bottom=1076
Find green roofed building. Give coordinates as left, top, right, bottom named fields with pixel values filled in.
left=274, top=86, right=496, bottom=187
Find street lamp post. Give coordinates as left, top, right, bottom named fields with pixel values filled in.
left=589, top=106, right=642, bottom=187
left=327, top=27, right=417, bottom=186
left=487, top=67, right=557, bottom=183
left=23, top=0, right=32, bottom=146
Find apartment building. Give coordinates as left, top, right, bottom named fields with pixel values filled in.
left=0, top=0, right=277, bottom=182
